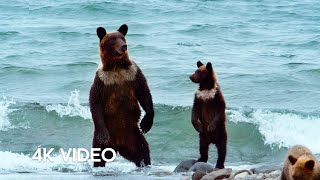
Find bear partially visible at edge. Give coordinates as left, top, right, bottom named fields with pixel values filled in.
left=281, top=145, right=320, bottom=180
left=89, top=24, right=154, bottom=167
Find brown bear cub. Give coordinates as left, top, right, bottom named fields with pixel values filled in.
left=281, top=145, right=320, bottom=180
left=189, top=61, right=227, bottom=169
left=89, top=24, right=154, bottom=167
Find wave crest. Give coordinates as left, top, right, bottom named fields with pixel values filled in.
left=0, top=97, right=16, bottom=131
left=228, top=109, right=320, bottom=154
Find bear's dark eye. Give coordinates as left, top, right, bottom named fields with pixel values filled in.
left=104, top=41, right=115, bottom=48
left=121, top=37, right=126, bottom=42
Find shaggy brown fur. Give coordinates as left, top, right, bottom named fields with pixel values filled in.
left=281, top=145, right=320, bottom=180
left=90, top=24, right=154, bottom=167
left=189, top=61, right=227, bottom=169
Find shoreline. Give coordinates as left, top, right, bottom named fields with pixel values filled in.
left=0, top=163, right=283, bottom=180
left=0, top=173, right=183, bottom=180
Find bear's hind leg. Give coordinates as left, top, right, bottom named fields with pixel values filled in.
left=140, top=133, right=151, bottom=166
left=92, top=140, right=106, bottom=167
left=119, top=132, right=151, bottom=167
left=197, top=135, right=210, bottom=162
left=92, top=133, right=115, bottom=167
left=215, top=141, right=226, bottom=169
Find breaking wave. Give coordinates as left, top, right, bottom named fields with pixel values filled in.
left=228, top=108, right=320, bottom=154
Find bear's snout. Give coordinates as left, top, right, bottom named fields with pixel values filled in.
left=189, top=75, right=196, bottom=82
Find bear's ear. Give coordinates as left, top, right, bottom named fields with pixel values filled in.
left=305, top=160, right=315, bottom=170
left=288, top=155, right=297, bottom=165
left=197, top=61, right=203, bottom=68
left=206, top=62, right=213, bottom=72
left=118, top=24, right=128, bottom=36
left=97, top=27, right=106, bottom=41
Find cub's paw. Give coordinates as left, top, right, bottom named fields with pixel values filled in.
left=197, top=157, right=208, bottom=163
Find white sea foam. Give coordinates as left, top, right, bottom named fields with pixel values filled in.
left=0, top=151, right=176, bottom=177
left=46, top=90, right=91, bottom=120
left=228, top=109, right=320, bottom=154
left=0, top=97, right=15, bottom=131
left=0, top=151, right=89, bottom=173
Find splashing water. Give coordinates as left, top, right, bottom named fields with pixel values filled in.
left=0, top=97, right=15, bottom=131
left=46, top=90, right=91, bottom=120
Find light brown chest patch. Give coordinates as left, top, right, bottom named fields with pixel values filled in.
left=98, top=62, right=138, bottom=85
left=195, top=86, right=217, bottom=100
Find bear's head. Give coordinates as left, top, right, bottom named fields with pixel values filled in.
left=97, top=24, right=131, bottom=70
left=288, top=155, right=316, bottom=179
left=190, top=61, right=217, bottom=90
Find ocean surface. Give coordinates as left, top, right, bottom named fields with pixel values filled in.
left=0, top=0, right=320, bottom=179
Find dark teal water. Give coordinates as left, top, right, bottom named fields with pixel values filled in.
left=0, top=0, right=320, bottom=177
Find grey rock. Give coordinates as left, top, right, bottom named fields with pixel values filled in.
left=174, top=159, right=197, bottom=173
left=251, top=164, right=282, bottom=174
left=232, top=170, right=253, bottom=179
left=188, top=162, right=215, bottom=173
left=148, top=170, right=173, bottom=177
left=269, top=170, right=282, bottom=178
left=235, top=172, right=250, bottom=179
left=181, top=177, right=191, bottom=180
left=263, top=173, right=271, bottom=178
left=201, top=168, right=232, bottom=180
left=192, top=172, right=207, bottom=180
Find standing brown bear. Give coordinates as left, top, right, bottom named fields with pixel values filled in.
left=189, top=61, right=227, bottom=169
left=89, top=24, right=154, bottom=167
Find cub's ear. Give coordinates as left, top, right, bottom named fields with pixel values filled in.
left=288, top=155, right=297, bottom=165
left=118, top=24, right=128, bottom=36
left=197, top=61, right=203, bottom=68
left=97, top=27, right=106, bottom=41
left=206, top=62, right=212, bottom=72
left=305, top=160, right=315, bottom=170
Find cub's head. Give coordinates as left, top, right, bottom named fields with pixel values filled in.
left=97, top=24, right=130, bottom=70
left=288, top=155, right=316, bottom=179
left=189, top=61, right=217, bottom=87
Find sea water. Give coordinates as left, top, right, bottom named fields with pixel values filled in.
left=0, top=0, right=319, bottom=179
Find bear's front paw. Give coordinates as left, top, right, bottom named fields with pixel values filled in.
left=140, top=115, right=153, bottom=134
